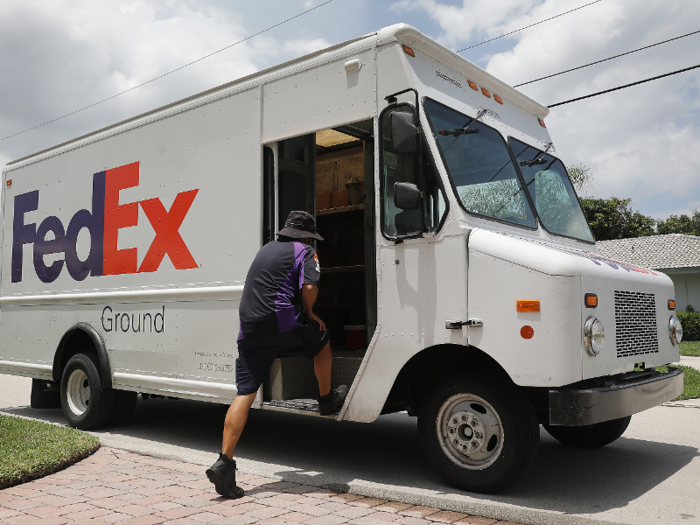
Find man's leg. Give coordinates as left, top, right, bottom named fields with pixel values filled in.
left=313, top=341, right=332, bottom=397
left=207, top=391, right=257, bottom=499
left=222, top=392, right=257, bottom=458
left=314, top=341, right=348, bottom=415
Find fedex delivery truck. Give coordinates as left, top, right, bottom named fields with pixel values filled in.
left=0, top=24, right=684, bottom=492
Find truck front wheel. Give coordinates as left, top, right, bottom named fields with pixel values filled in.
left=543, top=416, right=631, bottom=448
left=418, top=372, right=539, bottom=493
left=60, top=353, right=114, bottom=430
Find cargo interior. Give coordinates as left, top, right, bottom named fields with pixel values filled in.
left=262, top=118, right=376, bottom=411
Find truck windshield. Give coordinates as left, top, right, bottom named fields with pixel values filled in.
left=509, top=137, right=594, bottom=243
left=424, top=98, right=537, bottom=229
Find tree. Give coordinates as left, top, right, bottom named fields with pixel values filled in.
left=656, top=211, right=700, bottom=236
left=579, top=197, right=656, bottom=241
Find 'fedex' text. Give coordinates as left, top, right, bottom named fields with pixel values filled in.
left=12, top=162, right=199, bottom=283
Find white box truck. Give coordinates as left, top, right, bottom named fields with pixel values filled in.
left=0, top=24, right=684, bottom=492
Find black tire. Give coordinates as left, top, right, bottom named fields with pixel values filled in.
left=543, top=416, right=631, bottom=448
left=60, top=353, right=114, bottom=430
left=418, top=371, right=539, bottom=493
left=108, top=390, right=138, bottom=426
left=30, top=378, right=61, bottom=408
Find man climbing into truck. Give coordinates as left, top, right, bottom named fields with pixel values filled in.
left=205, top=211, right=349, bottom=498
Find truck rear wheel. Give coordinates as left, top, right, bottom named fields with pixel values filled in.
left=543, top=416, right=631, bottom=448
left=418, top=372, right=539, bottom=493
left=60, top=353, right=114, bottom=430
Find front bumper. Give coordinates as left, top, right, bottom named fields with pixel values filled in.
left=549, top=367, right=684, bottom=426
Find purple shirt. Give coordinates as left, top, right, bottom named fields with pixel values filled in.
left=237, top=240, right=321, bottom=341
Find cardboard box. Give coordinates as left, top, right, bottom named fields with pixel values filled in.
left=316, top=191, right=331, bottom=211
left=331, top=189, right=349, bottom=208
left=345, top=178, right=364, bottom=205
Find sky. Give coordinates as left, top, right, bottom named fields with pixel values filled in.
left=1, top=0, right=698, bottom=220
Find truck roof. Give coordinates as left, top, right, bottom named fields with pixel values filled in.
left=6, top=24, right=548, bottom=168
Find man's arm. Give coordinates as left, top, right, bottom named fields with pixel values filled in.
left=302, top=284, right=325, bottom=332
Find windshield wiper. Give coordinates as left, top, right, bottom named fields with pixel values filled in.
left=439, top=109, right=487, bottom=136
left=520, top=142, right=553, bottom=167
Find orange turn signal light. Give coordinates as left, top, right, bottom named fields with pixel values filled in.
left=481, top=87, right=491, bottom=98
left=402, top=44, right=415, bottom=57
left=494, top=94, right=503, bottom=105
left=467, top=80, right=478, bottom=91
left=538, top=118, right=546, bottom=128
left=585, top=293, right=598, bottom=308
left=669, top=299, right=676, bottom=310
left=517, top=300, right=540, bottom=312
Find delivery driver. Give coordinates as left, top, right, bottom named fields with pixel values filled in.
left=206, top=210, right=348, bottom=498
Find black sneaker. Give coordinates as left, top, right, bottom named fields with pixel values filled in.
left=318, top=385, right=349, bottom=416
left=205, top=454, right=245, bottom=499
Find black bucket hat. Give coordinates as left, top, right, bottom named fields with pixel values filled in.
left=277, top=210, right=324, bottom=241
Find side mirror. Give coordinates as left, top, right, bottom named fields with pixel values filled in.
left=390, top=111, right=417, bottom=153
left=394, top=182, right=421, bottom=209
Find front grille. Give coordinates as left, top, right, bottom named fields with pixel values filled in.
left=614, top=291, right=659, bottom=358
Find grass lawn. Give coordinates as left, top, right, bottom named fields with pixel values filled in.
left=0, top=415, right=100, bottom=489
left=657, top=365, right=700, bottom=401
left=680, top=341, right=700, bottom=357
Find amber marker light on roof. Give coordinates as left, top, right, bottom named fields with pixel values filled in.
left=481, top=87, right=491, bottom=98
left=669, top=300, right=676, bottom=310
left=494, top=94, right=503, bottom=104
left=468, top=80, right=478, bottom=91
left=585, top=293, right=598, bottom=308
left=538, top=118, right=546, bottom=128
left=402, top=44, right=415, bottom=57
left=517, top=300, right=540, bottom=312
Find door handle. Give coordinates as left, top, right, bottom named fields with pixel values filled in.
left=445, top=319, right=483, bottom=329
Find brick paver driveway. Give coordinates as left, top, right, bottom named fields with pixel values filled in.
left=0, top=448, right=524, bottom=525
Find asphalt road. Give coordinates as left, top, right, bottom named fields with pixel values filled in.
left=1, top=373, right=699, bottom=525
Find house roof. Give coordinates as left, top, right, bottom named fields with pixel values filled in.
left=596, top=234, right=700, bottom=270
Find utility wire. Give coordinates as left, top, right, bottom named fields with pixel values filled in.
left=0, top=0, right=337, bottom=142
left=548, top=63, right=700, bottom=107
left=515, top=28, right=700, bottom=87
left=457, top=0, right=603, bottom=52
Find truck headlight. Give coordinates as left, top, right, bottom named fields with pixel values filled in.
left=669, top=316, right=683, bottom=346
left=584, top=316, right=605, bottom=356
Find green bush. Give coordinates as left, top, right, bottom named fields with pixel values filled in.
left=677, top=312, right=700, bottom=342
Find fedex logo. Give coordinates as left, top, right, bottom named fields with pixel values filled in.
left=12, top=162, right=199, bottom=283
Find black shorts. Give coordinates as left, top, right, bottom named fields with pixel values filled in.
left=235, top=320, right=330, bottom=396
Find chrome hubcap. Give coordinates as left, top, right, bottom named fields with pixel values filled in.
left=437, top=393, right=504, bottom=470
left=66, top=369, right=90, bottom=416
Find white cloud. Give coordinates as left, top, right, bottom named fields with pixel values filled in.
left=0, top=0, right=336, bottom=162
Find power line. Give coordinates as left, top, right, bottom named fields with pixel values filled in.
left=457, top=0, right=603, bottom=53
left=514, top=28, right=700, bottom=87
left=548, top=63, right=700, bottom=107
left=0, top=0, right=337, bottom=143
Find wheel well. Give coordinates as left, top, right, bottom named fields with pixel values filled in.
left=382, top=344, right=514, bottom=416
left=53, top=323, right=110, bottom=384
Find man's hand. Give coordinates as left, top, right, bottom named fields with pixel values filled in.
left=302, top=283, right=326, bottom=331
left=308, top=312, right=326, bottom=332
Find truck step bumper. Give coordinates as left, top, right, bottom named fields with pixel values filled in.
left=548, top=366, right=684, bottom=426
